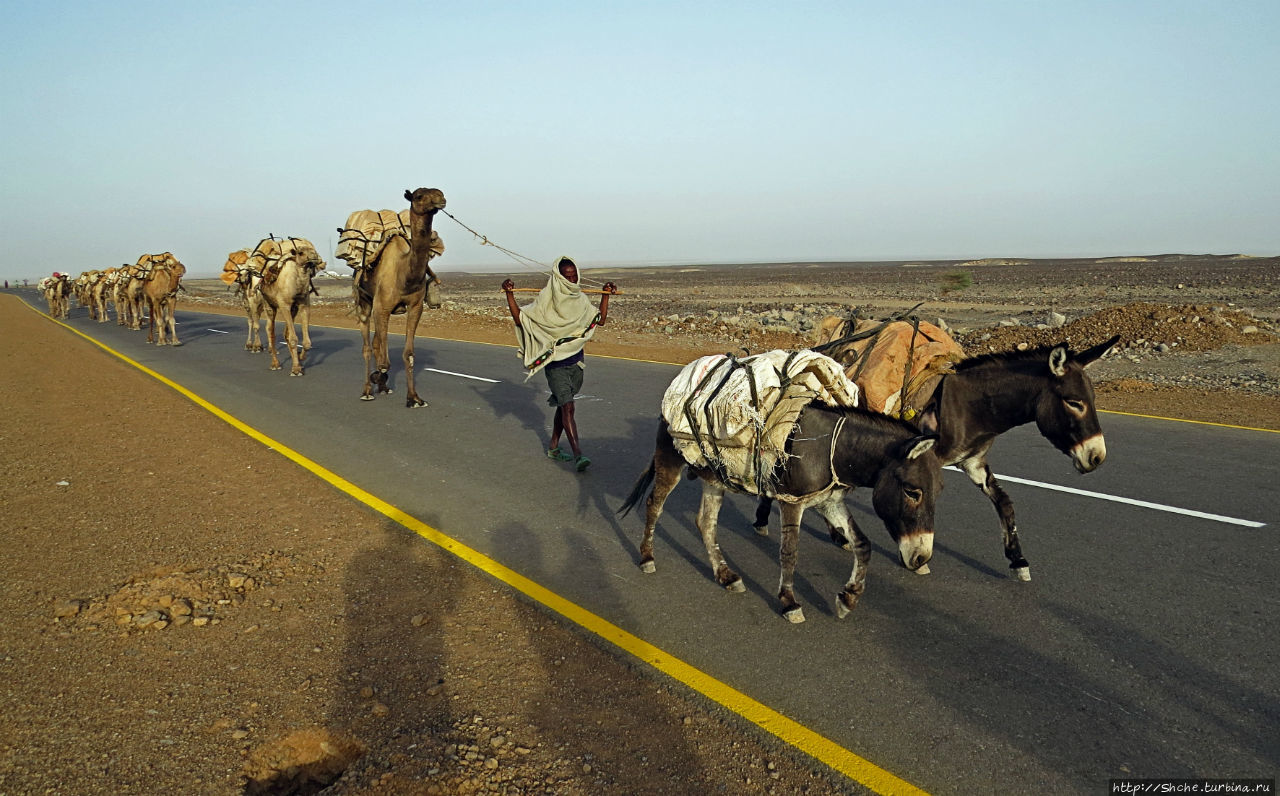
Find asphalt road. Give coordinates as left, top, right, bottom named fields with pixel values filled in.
left=36, top=301, right=1280, bottom=795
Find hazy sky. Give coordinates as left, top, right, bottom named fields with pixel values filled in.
left=2, top=1, right=1277, bottom=282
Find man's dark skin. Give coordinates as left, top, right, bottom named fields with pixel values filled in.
left=503, top=260, right=617, bottom=461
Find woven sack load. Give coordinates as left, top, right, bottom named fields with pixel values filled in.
left=660, top=350, right=860, bottom=495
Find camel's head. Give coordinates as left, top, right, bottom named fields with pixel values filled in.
left=404, top=188, right=446, bottom=215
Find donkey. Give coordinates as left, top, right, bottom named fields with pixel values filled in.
left=754, top=336, right=1119, bottom=582
left=620, top=405, right=942, bottom=623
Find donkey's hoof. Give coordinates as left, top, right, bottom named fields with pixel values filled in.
left=835, top=597, right=855, bottom=620
left=725, top=577, right=745, bottom=593
left=1013, top=566, right=1031, bottom=582
left=914, top=564, right=931, bottom=576
left=290, top=371, right=303, bottom=377
left=360, top=394, right=375, bottom=402
left=753, top=524, right=770, bottom=537
left=408, top=399, right=427, bottom=408
left=639, top=560, right=656, bottom=574
left=782, top=606, right=806, bottom=624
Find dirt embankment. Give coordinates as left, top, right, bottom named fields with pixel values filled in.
left=183, top=254, right=1280, bottom=428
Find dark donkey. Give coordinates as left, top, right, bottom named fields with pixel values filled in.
left=754, top=335, right=1119, bottom=582
left=620, top=405, right=942, bottom=623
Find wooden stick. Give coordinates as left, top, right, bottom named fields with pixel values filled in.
left=505, top=287, right=622, bottom=295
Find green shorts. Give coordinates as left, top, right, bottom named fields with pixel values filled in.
left=545, top=361, right=584, bottom=407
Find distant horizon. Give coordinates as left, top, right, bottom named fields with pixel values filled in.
left=6, top=249, right=1260, bottom=286
left=2, top=4, right=1276, bottom=284
left=6, top=249, right=1277, bottom=285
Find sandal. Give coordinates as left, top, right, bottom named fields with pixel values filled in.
left=546, top=447, right=573, bottom=462
left=575, top=455, right=591, bottom=472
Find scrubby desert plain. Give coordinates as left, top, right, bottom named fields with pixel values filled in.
left=1, top=254, right=1277, bottom=795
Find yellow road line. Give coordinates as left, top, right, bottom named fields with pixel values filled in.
left=19, top=296, right=929, bottom=796
left=1099, top=408, right=1279, bottom=434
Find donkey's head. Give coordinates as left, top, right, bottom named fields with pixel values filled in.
left=1035, top=335, right=1119, bottom=473
left=871, top=434, right=943, bottom=572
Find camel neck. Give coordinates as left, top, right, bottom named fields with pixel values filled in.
left=409, top=211, right=436, bottom=272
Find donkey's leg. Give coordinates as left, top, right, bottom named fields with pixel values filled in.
left=639, top=439, right=687, bottom=573
left=401, top=301, right=427, bottom=407
left=818, top=491, right=874, bottom=618
left=812, top=493, right=855, bottom=551
left=752, top=496, right=774, bottom=536
left=777, top=503, right=807, bottom=623
left=960, top=455, right=1030, bottom=581
left=695, top=482, right=743, bottom=592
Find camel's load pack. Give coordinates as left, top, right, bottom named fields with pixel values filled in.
left=816, top=315, right=965, bottom=420
left=661, top=349, right=861, bottom=496
left=335, top=209, right=444, bottom=272
left=235, top=237, right=324, bottom=286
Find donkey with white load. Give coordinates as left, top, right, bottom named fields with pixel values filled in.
left=619, top=350, right=943, bottom=623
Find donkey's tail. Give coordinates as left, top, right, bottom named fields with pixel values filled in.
left=617, top=461, right=656, bottom=518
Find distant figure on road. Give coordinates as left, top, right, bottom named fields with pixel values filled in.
left=502, top=257, right=616, bottom=472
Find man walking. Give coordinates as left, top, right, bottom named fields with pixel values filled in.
left=502, top=257, right=616, bottom=472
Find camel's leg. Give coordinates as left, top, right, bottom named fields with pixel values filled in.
left=638, top=436, right=689, bottom=574
left=168, top=297, right=181, bottom=346
left=285, top=304, right=303, bottom=376
left=245, top=310, right=256, bottom=351
left=402, top=301, right=427, bottom=407
left=266, top=308, right=282, bottom=371
left=697, top=482, right=744, bottom=593
left=298, top=301, right=312, bottom=364
left=777, top=503, right=808, bottom=623
left=359, top=317, right=377, bottom=400
left=960, top=454, right=1030, bottom=581
left=371, top=308, right=392, bottom=395
left=146, top=297, right=157, bottom=344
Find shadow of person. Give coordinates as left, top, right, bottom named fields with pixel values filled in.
left=495, top=518, right=720, bottom=792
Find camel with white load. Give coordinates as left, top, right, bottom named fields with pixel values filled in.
left=246, top=236, right=324, bottom=374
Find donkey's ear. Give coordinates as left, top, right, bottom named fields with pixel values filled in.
left=1075, top=334, right=1120, bottom=367
left=404, top=189, right=414, bottom=201
left=905, top=435, right=937, bottom=460
left=1048, top=345, right=1069, bottom=377
left=915, top=404, right=940, bottom=435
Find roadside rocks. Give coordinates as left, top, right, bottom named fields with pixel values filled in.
left=54, top=551, right=314, bottom=635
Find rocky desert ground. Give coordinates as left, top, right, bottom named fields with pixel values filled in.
left=2, top=253, right=1278, bottom=796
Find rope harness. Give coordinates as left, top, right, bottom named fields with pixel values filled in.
left=442, top=210, right=610, bottom=291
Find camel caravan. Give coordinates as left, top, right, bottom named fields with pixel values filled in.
left=51, top=253, right=188, bottom=344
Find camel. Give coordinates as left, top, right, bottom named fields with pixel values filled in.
left=73, top=272, right=95, bottom=316
left=112, top=264, right=136, bottom=327
left=123, top=256, right=157, bottom=330
left=220, top=249, right=268, bottom=352
left=91, top=267, right=117, bottom=323
left=40, top=273, right=71, bottom=318
left=352, top=188, right=446, bottom=405
left=248, top=236, right=324, bottom=375
left=141, top=252, right=186, bottom=345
